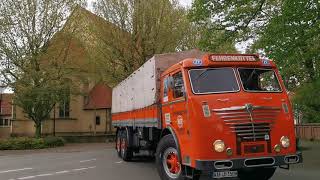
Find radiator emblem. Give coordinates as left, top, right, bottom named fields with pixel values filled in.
left=245, top=103, right=253, bottom=115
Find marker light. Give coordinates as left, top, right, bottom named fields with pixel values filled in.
left=274, top=144, right=281, bottom=153
left=213, top=140, right=225, bottom=153
left=226, top=148, right=233, bottom=156
left=280, top=136, right=290, bottom=148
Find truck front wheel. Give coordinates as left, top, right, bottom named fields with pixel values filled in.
left=156, top=134, right=184, bottom=180
left=238, top=167, right=276, bottom=180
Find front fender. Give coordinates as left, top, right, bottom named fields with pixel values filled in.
left=161, top=126, right=181, bottom=158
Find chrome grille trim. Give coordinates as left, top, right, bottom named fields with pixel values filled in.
left=225, top=122, right=274, bottom=126
left=243, top=136, right=266, bottom=140
left=212, top=106, right=281, bottom=112
left=213, top=105, right=281, bottom=141
left=220, top=114, right=278, bottom=119
left=230, top=125, right=271, bottom=129
left=237, top=132, right=270, bottom=136
left=223, top=118, right=275, bottom=122
left=234, top=129, right=270, bottom=133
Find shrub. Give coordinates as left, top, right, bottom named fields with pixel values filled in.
left=43, top=136, right=65, bottom=147
left=0, top=137, right=65, bottom=150
left=293, top=78, right=320, bottom=123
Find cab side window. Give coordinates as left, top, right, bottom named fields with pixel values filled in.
left=173, top=72, right=184, bottom=98
left=163, top=77, right=169, bottom=102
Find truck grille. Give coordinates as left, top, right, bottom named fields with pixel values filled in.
left=212, top=104, right=281, bottom=141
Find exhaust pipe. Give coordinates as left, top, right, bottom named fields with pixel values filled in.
left=284, top=155, right=299, bottom=164
left=214, top=160, right=233, bottom=170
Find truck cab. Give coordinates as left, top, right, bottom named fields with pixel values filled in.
left=158, top=54, right=302, bottom=179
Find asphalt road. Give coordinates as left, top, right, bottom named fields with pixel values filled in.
left=0, top=141, right=319, bottom=180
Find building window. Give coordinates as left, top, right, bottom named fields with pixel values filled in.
left=84, top=95, right=89, bottom=106
left=96, top=116, right=101, bottom=125
left=59, top=99, right=70, bottom=118
left=0, top=118, right=11, bottom=127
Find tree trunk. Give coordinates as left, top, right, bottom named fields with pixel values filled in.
left=35, top=122, right=42, bottom=138
left=305, top=58, right=315, bottom=81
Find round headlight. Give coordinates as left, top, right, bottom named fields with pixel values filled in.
left=213, top=140, right=225, bottom=153
left=280, top=136, right=290, bottom=148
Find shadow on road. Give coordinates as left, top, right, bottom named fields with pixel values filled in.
left=129, top=155, right=155, bottom=163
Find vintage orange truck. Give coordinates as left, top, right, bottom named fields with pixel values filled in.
left=112, top=50, right=302, bottom=180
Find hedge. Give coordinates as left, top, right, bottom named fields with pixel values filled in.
left=0, top=137, right=65, bottom=150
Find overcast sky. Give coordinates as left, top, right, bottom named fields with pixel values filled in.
left=178, top=0, right=192, bottom=7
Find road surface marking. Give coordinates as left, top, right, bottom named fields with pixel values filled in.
left=36, top=173, right=53, bottom=177
left=18, top=176, right=35, bottom=180
left=115, top=161, right=123, bottom=164
left=55, top=170, right=69, bottom=174
left=72, top=166, right=96, bottom=171
left=80, top=158, right=97, bottom=163
left=10, top=166, right=96, bottom=180
left=72, top=167, right=89, bottom=171
left=0, top=168, right=33, bottom=174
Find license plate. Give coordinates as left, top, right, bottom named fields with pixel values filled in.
left=213, top=171, right=238, bottom=179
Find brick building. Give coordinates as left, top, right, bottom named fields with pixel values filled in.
left=0, top=93, right=13, bottom=138
left=0, top=7, right=117, bottom=138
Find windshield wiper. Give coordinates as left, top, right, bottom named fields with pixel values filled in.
left=245, top=69, right=257, bottom=85
left=193, top=69, right=210, bottom=92
left=194, top=69, right=209, bottom=81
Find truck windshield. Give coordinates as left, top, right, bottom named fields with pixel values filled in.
left=189, top=68, right=239, bottom=94
left=238, top=68, right=281, bottom=92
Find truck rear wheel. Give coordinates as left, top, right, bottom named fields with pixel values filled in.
left=121, top=129, right=133, bottom=161
left=238, top=167, right=276, bottom=180
left=116, top=130, right=122, bottom=158
left=156, top=134, right=185, bottom=180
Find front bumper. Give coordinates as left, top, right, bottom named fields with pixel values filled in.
left=195, top=152, right=302, bottom=171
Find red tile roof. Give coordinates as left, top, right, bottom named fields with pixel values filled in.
left=0, top=93, right=13, bottom=116
left=84, top=84, right=112, bottom=110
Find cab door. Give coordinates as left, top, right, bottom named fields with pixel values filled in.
left=161, top=74, right=172, bottom=128
left=161, top=70, right=190, bottom=164
left=170, top=70, right=188, bottom=133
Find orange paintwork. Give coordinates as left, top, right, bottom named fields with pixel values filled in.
left=112, top=54, right=297, bottom=168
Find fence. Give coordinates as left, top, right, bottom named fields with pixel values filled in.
left=295, top=124, right=320, bottom=140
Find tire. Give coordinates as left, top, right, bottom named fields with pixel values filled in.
left=189, top=170, right=201, bottom=180
left=116, top=130, right=122, bottom=158
left=156, top=134, right=185, bottom=180
left=238, top=167, right=276, bottom=180
left=121, top=129, right=133, bottom=161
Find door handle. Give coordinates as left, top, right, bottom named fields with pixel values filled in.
left=262, top=97, right=273, bottom=100
left=217, top=98, right=230, bottom=102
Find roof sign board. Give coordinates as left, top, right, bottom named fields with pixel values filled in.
left=210, top=55, right=258, bottom=62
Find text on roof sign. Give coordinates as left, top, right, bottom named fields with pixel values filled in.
left=210, top=55, right=258, bottom=62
